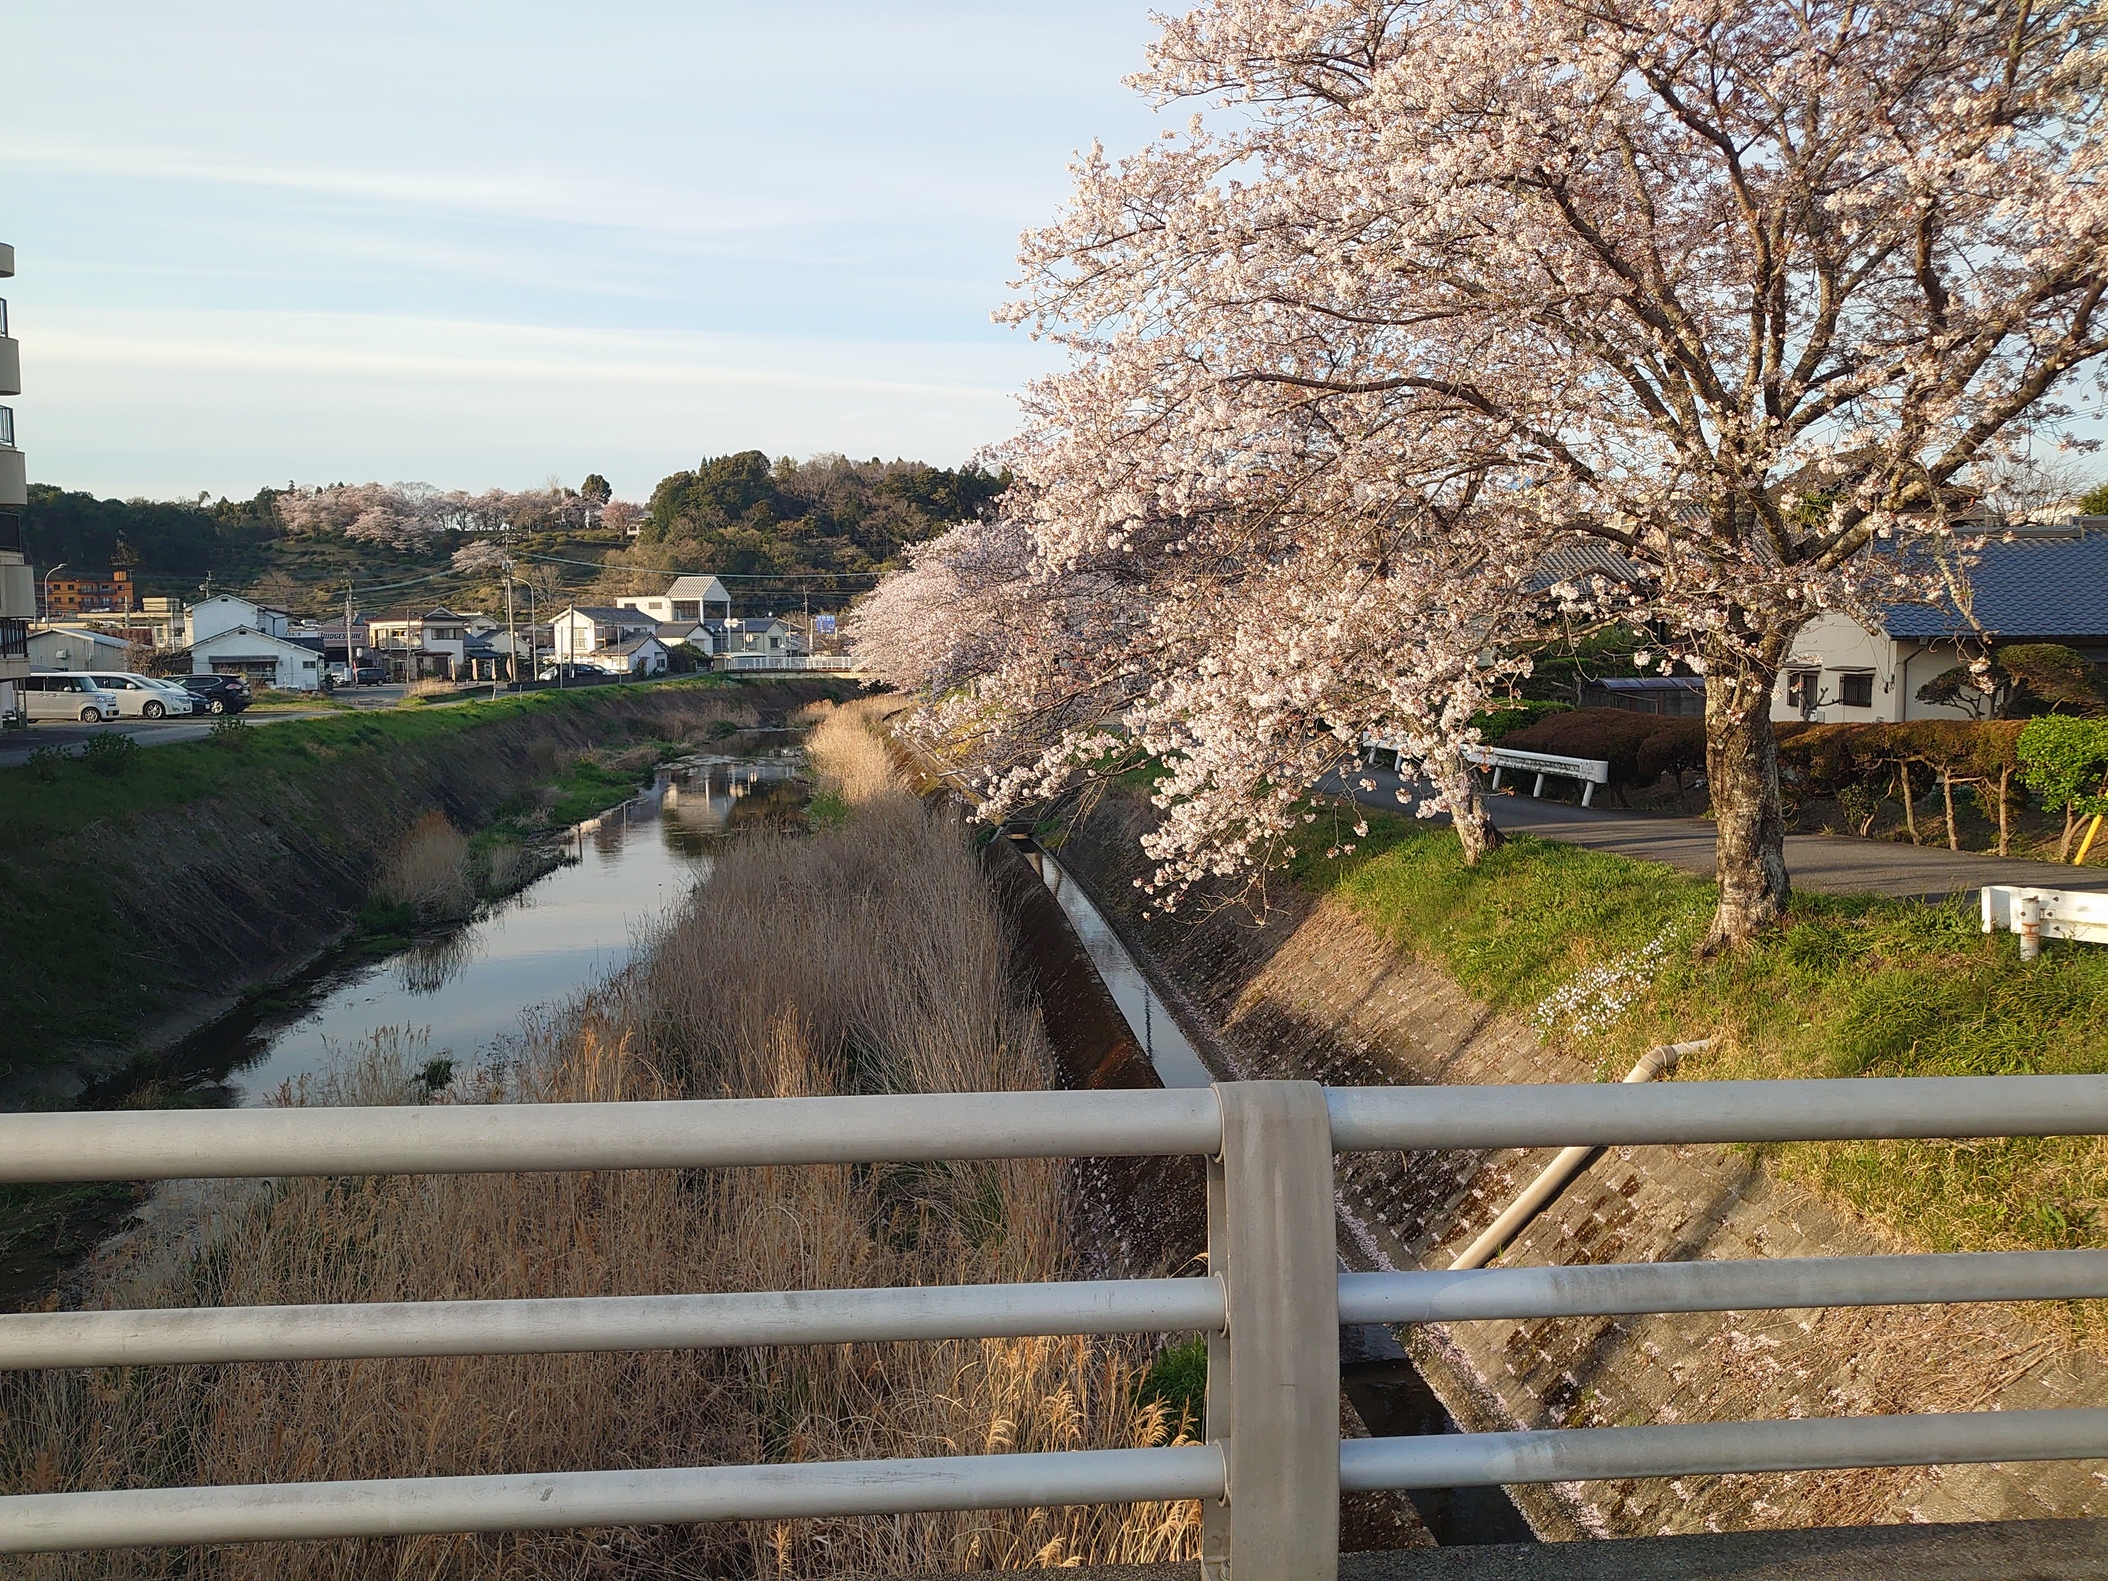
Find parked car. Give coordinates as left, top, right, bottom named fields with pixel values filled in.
left=352, top=666, right=386, bottom=686
left=81, top=672, right=200, bottom=719
left=178, top=674, right=252, bottom=715
left=22, top=673, right=121, bottom=722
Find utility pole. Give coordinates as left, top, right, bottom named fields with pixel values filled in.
left=502, top=559, right=518, bottom=692
left=344, top=583, right=355, bottom=681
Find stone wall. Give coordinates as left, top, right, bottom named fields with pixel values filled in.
left=1052, top=788, right=2108, bottom=1540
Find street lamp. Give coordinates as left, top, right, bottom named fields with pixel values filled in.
left=40, top=562, right=67, bottom=623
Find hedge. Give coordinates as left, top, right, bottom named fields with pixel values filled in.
left=1498, top=707, right=1706, bottom=794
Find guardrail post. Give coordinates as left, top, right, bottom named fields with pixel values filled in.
left=1202, top=1081, right=1339, bottom=1580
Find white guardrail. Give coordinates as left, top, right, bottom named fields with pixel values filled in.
left=1365, top=733, right=1613, bottom=806
left=1983, top=883, right=2108, bottom=961
left=4, top=1078, right=2108, bottom=1574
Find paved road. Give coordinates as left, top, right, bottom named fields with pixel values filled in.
left=1333, top=764, right=2108, bottom=901
left=0, top=704, right=342, bottom=768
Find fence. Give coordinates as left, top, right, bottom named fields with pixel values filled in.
left=3, top=1077, right=2108, bottom=1575
left=718, top=653, right=860, bottom=673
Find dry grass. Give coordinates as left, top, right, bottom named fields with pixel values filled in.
left=374, top=809, right=476, bottom=922
left=0, top=699, right=1199, bottom=1578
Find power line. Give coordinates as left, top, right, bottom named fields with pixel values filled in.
left=516, top=551, right=885, bottom=583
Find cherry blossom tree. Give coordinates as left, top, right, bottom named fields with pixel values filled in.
left=934, top=0, right=2108, bottom=948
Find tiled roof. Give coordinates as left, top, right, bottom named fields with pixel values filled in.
left=1882, top=527, right=2108, bottom=638
left=1524, top=541, right=1647, bottom=595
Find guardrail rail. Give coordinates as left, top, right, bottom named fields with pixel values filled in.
left=3, top=1077, right=2107, bottom=1576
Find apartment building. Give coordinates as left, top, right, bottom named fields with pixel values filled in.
left=0, top=241, right=30, bottom=724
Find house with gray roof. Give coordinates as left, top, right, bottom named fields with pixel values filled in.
left=1773, top=522, right=2108, bottom=723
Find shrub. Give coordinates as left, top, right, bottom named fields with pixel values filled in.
left=78, top=731, right=139, bottom=778
left=25, top=744, right=66, bottom=781
left=1915, top=643, right=2108, bottom=719
left=2016, top=716, right=2108, bottom=820
left=1471, top=699, right=1572, bottom=742
left=209, top=714, right=250, bottom=749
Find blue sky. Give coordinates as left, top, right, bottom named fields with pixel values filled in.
left=2, top=3, right=1168, bottom=501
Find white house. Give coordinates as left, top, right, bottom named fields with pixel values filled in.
left=26, top=624, right=134, bottom=672
left=187, top=594, right=289, bottom=647
left=585, top=634, right=671, bottom=677
left=368, top=607, right=480, bottom=680
left=616, top=574, right=732, bottom=627
left=723, top=617, right=797, bottom=658
left=551, top=605, right=662, bottom=663
left=1773, top=522, right=2108, bottom=724
left=189, top=626, right=325, bottom=690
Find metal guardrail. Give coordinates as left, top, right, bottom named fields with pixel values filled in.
left=3, top=1077, right=2108, bottom=1572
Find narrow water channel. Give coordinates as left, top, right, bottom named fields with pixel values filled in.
left=1017, top=836, right=1535, bottom=1548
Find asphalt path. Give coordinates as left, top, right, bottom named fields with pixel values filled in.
left=1328, top=763, right=2108, bottom=902
left=0, top=696, right=383, bottom=769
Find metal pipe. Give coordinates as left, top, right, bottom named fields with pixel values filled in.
left=14, top=1247, right=2100, bottom=1371
left=1339, top=1407, right=2108, bottom=1491
left=7, top=1077, right=2107, bottom=1187
left=0, top=1278, right=1227, bottom=1371
left=0, top=1445, right=1227, bottom=1554
left=1324, top=1074, right=2108, bottom=1151
left=1448, top=1040, right=1709, bottom=1270
left=1339, top=1249, right=2108, bottom=1325
left=0, top=1089, right=1226, bottom=1184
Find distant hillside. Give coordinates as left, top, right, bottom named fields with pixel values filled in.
left=641, top=452, right=1008, bottom=581
left=22, top=450, right=1008, bottom=618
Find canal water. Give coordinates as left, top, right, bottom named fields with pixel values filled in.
left=155, top=754, right=807, bottom=1105
left=1017, top=837, right=1535, bottom=1547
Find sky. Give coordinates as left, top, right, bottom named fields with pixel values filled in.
left=1, top=3, right=1170, bottom=502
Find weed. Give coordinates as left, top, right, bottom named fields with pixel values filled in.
left=414, top=1056, right=455, bottom=1096
left=25, top=745, right=65, bottom=781
left=1136, top=1336, right=1208, bottom=1435
left=209, top=714, right=250, bottom=749
left=807, top=786, right=851, bottom=829
left=79, top=731, right=139, bottom=778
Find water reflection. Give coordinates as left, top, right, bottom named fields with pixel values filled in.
left=395, top=924, right=485, bottom=996
left=154, top=752, right=809, bottom=1105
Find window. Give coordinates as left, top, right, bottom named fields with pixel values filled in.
left=1838, top=672, right=1874, bottom=708
left=671, top=600, right=700, bottom=621
left=1786, top=671, right=1820, bottom=711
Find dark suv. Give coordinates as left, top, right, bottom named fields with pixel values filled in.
left=179, top=674, right=252, bottom=715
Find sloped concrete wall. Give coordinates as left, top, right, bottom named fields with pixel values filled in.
left=1052, top=789, right=2108, bottom=1540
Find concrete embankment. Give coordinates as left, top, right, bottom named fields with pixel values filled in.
left=0, top=678, right=849, bottom=1098
left=1050, top=785, right=2108, bottom=1541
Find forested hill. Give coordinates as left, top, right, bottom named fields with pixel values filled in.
left=23, top=485, right=282, bottom=587
left=641, top=452, right=1009, bottom=579
left=22, top=450, right=1010, bottom=611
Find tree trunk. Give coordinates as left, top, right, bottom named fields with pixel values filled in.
left=1998, top=766, right=2011, bottom=857
left=1433, top=751, right=1504, bottom=865
left=2060, top=803, right=2078, bottom=862
left=1942, top=769, right=1960, bottom=851
left=1701, top=636, right=1792, bottom=951
left=1900, top=762, right=1919, bottom=844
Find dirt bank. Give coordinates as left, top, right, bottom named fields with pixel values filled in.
left=0, top=678, right=851, bottom=1100
left=1048, top=783, right=2108, bottom=1541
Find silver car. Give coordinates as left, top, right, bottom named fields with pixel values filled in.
left=81, top=671, right=198, bottom=719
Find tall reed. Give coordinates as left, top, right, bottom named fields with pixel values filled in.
left=0, top=699, right=1199, bottom=1578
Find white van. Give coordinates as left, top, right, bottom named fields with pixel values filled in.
left=23, top=673, right=121, bottom=723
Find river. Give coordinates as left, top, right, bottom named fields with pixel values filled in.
left=155, top=752, right=808, bottom=1105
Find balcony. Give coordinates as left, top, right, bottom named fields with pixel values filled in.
left=0, top=617, right=25, bottom=660
left=0, top=406, right=12, bottom=447
left=0, top=509, right=19, bottom=554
